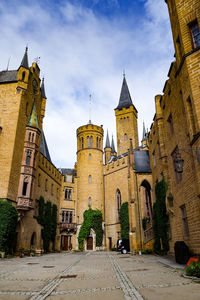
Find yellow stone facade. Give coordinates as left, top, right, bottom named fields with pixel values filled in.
left=148, top=0, right=200, bottom=255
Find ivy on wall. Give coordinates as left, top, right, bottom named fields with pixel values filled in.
left=78, top=208, right=103, bottom=250
left=0, top=199, right=18, bottom=254
left=119, top=202, right=129, bottom=239
left=35, top=196, right=57, bottom=252
left=153, top=177, right=169, bottom=254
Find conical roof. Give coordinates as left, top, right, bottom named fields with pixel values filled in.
left=111, top=135, right=116, bottom=153
left=41, top=78, right=47, bottom=99
left=27, top=101, right=39, bottom=129
left=142, top=122, right=146, bottom=141
left=115, top=76, right=137, bottom=111
left=105, top=130, right=111, bottom=148
left=20, top=46, right=29, bottom=69
left=40, top=130, right=51, bottom=162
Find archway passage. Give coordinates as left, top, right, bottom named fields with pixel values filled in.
left=87, top=237, right=93, bottom=250
left=141, top=180, right=152, bottom=221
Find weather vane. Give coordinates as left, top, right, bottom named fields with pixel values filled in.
left=89, top=94, right=92, bottom=124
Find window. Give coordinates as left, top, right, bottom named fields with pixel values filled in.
left=180, top=205, right=189, bottom=238
left=61, top=211, right=73, bottom=224
left=127, top=117, right=129, bottom=122
left=51, top=184, right=54, bottom=195
left=87, top=136, right=90, bottom=148
left=65, top=188, right=72, bottom=200
left=22, top=177, right=28, bottom=196
left=121, top=118, right=123, bottom=123
left=90, top=136, right=93, bottom=147
left=45, top=179, right=48, bottom=191
left=116, top=189, right=121, bottom=222
left=124, top=117, right=126, bottom=123
left=32, top=133, right=34, bottom=143
left=186, top=97, right=196, bottom=134
left=66, top=175, right=72, bottom=183
left=189, top=20, right=200, bottom=49
left=38, top=173, right=41, bottom=187
left=99, top=138, right=101, bottom=149
left=96, top=137, right=99, bottom=148
left=167, top=113, right=174, bottom=135
left=88, top=197, right=92, bottom=207
left=26, top=150, right=32, bottom=166
left=172, top=147, right=182, bottom=184
left=89, top=153, right=91, bottom=160
left=28, top=132, right=31, bottom=142
left=153, top=151, right=156, bottom=166
left=124, top=134, right=127, bottom=141
left=22, top=71, right=26, bottom=81
left=89, top=175, right=92, bottom=183
left=81, top=137, right=84, bottom=149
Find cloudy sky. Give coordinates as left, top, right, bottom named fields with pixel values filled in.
left=0, top=0, right=174, bottom=168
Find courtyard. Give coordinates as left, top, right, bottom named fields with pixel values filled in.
left=0, top=252, right=199, bottom=300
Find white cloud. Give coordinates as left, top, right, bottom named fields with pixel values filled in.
left=0, top=0, right=174, bottom=167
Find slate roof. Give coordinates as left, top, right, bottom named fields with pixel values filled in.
left=27, top=101, right=40, bottom=129
left=20, top=47, right=29, bottom=69
left=0, top=70, right=18, bottom=83
left=59, top=168, right=76, bottom=176
left=134, top=150, right=152, bottom=173
left=111, top=135, right=116, bottom=153
left=41, top=78, right=47, bottom=99
left=115, top=77, right=137, bottom=111
left=40, top=130, right=51, bottom=162
left=105, top=130, right=111, bottom=148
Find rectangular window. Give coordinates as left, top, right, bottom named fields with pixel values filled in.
left=180, top=205, right=189, bottom=238
left=171, top=147, right=182, bottom=184
left=66, top=175, right=72, bottom=183
left=189, top=20, right=200, bottom=49
left=65, top=188, right=72, bottom=200
left=167, top=113, right=174, bottom=135
left=186, top=97, right=196, bottom=135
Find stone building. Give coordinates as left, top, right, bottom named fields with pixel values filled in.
left=148, top=0, right=200, bottom=255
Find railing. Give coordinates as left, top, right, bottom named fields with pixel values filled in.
left=60, top=223, right=77, bottom=233
left=143, top=227, right=154, bottom=244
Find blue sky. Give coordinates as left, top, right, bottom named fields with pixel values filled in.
left=0, top=0, right=174, bottom=167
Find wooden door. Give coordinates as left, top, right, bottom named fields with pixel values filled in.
left=64, top=236, right=68, bottom=251
left=87, top=237, right=93, bottom=250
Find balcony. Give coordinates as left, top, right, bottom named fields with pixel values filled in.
left=143, top=227, right=154, bottom=244
left=60, top=223, right=77, bottom=233
left=17, top=197, right=32, bottom=210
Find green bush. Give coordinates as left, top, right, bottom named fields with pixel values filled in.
left=35, top=196, right=57, bottom=253
left=186, top=260, right=200, bottom=278
left=153, top=178, right=169, bottom=254
left=78, top=208, right=103, bottom=250
left=0, top=199, right=18, bottom=254
left=119, top=202, right=129, bottom=239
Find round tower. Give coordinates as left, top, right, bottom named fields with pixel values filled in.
left=76, top=123, right=104, bottom=224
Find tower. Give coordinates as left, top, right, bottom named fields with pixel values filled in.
left=76, top=123, right=104, bottom=224
left=115, top=76, right=139, bottom=155
left=104, top=130, right=112, bottom=164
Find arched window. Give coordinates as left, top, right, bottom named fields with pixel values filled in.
left=141, top=180, right=152, bottom=225
left=124, top=133, right=127, bottom=141
left=127, top=117, right=129, bottom=122
left=99, top=138, right=101, bottom=149
left=88, top=197, right=92, bottom=207
left=121, top=118, right=123, bottom=123
left=89, top=153, right=91, bottom=160
left=22, top=71, right=26, bottom=81
left=87, top=136, right=90, bottom=148
left=90, top=136, right=93, bottom=147
left=116, top=189, right=121, bottom=222
left=22, top=176, right=29, bottom=196
left=124, top=117, right=126, bottom=122
left=96, top=137, right=99, bottom=148
left=89, top=175, right=92, bottom=183
left=26, top=150, right=32, bottom=166
left=28, top=132, right=31, bottom=142
left=32, top=133, right=34, bottom=143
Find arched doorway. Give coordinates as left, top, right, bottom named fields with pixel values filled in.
left=87, top=237, right=93, bottom=250
left=140, top=180, right=152, bottom=224
left=30, top=232, right=36, bottom=249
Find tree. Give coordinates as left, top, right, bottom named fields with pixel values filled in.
left=119, top=202, right=129, bottom=239
left=0, top=199, right=18, bottom=253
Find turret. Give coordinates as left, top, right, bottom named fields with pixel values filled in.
left=115, top=76, right=139, bottom=155
left=111, top=135, right=117, bottom=157
left=104, top=130, right=112, bottom=164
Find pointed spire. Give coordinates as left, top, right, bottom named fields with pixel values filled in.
left=105, top=130, right=111, bottom=148
left=142, top=122, right=146, bottom=141
left=27, top=101, right=39, bottom=129
left=115, top=76, right=135, bottom=110
left=20, top=46, right=29, bottom=69
left=41, top=77, right=47, bottom=99
left=111, top=135, right=116, bottom=153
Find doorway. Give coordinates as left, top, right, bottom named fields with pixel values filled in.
left=108, top=237, right=112, bottom=250
left=87, top=237, right=93, bottom=250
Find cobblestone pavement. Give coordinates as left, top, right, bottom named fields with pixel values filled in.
left=0, top=252, right=200, bottom=300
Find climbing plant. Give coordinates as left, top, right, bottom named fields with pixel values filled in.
left=153, top=177, right=169, bottom=254
left=119, top=202, right=129, bottom=239
left=35, top=196, right=57, bottom=252
left=0, top=199, right=18, bottom=254
left=78, top=208, right=103, bottom=250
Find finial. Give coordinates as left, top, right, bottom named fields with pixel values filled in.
left=123, top=70, right=125, bottom=78
left=88, top=94, right=92, bottom=124
left=26, top=44, right=28, bottom=52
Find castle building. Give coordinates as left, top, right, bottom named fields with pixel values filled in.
left=148, top=0, right=200, bottom=255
